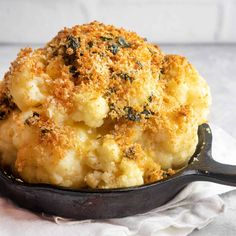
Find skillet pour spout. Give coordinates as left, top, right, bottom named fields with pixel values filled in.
left=0, top=123, right=235, bottom=220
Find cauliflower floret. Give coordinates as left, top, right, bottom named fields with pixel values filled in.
left=8, top=49, right=48, bottom=111
left=117, top=159, right=144, bottom=188
left=96, top=136, right=121, bottom=171
left=72, top=93, right=109, bottom=128
left=45, top=98, right=69, bottom=125
left=11, top=75, right=46, bottom=111
left=84, top=136, right=122, bottom=188
left=85, top=170, right=103, bottom=189
left=141, top=55, right=211, bottom=169
left=15, top=141, right=88, bottom=188
left=52, top=149, right=85, bottom=187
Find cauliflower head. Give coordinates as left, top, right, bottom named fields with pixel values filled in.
left=0, top=21, right=211, bottom=189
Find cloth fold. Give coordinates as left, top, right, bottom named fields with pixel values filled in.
left=0, top=124, right=236, bottom=236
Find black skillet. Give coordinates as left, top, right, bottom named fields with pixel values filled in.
left=0, top=123, right=236, bottom=220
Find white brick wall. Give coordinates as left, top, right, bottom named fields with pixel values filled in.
left=219, top=0, right=236, bottom=42
left=0, top=0, right=235, bottom=44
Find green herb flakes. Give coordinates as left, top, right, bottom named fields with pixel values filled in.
left=67, top=36, right=80, bottom=50
left=88, top=41, right=93, bottom=48
left=41, top=128, right=51, bottom=134
left=100, top=36, right=113, bottom=41
left=69, top=65, right=77, bottom=74
left=118, top=73, right=134, bottom=83
left=136, top=61, right=143, bottom=68
left=109, top=44, right=119, bottom=55
left=124, top=106, right=141, bottom=122
left=118, top=37, right=130, bottom=48
left=0, top=111, right=6, bottom=120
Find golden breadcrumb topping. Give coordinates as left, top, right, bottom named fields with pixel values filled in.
left=0, top=21, right=211, bottom=189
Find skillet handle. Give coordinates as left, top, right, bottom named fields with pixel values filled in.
left=188, top=123, right=236, bottom=186
left=192, top=154, right=236, bottom=186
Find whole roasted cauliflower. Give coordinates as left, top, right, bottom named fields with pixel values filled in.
left=0, top=21, right=211, bottom=189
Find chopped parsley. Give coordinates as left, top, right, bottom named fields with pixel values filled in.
left=33, top=112, right=40, bottom=117
left=124, top=106, right=141, bottom=122
left=148, top=47, right=156, bottom=55
left=118, top=73, right=134, bottom=83
left=118, top=37, right=131, bottom=48
left=148, top=94, right=153, bottom=103
left=0, top=94, right=17, bottom=120
left=141, top=108, right=154, bottom=119
left=123, top=105, right=154, bottom=121
left=24, top=112, right=40, bottom=126
left=63, top=53, right=76, bottom=66
left=41, top=128, right=51, bottom=134
left=136, top=61, right=143, bottom=68
left=67, top=36, right=80, bottom=50
left=109, top=103, right=116, bottom=111
left=69, top=65, right=77, bottom=74
left=87, top=41, right=93, bottom=48
left=108, top=44, right=119, bottom=55
left=100, top=36, right=113, bottom=41
left=0, top=111, right=6, bottom=120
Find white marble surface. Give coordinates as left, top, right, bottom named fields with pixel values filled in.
left=0, top=44, right=236, bottom=235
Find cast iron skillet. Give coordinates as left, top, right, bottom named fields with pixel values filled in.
left=0, top=123, right=236, bottom=220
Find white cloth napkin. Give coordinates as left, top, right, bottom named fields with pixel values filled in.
left=0, top=124, right=236, bottom=236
